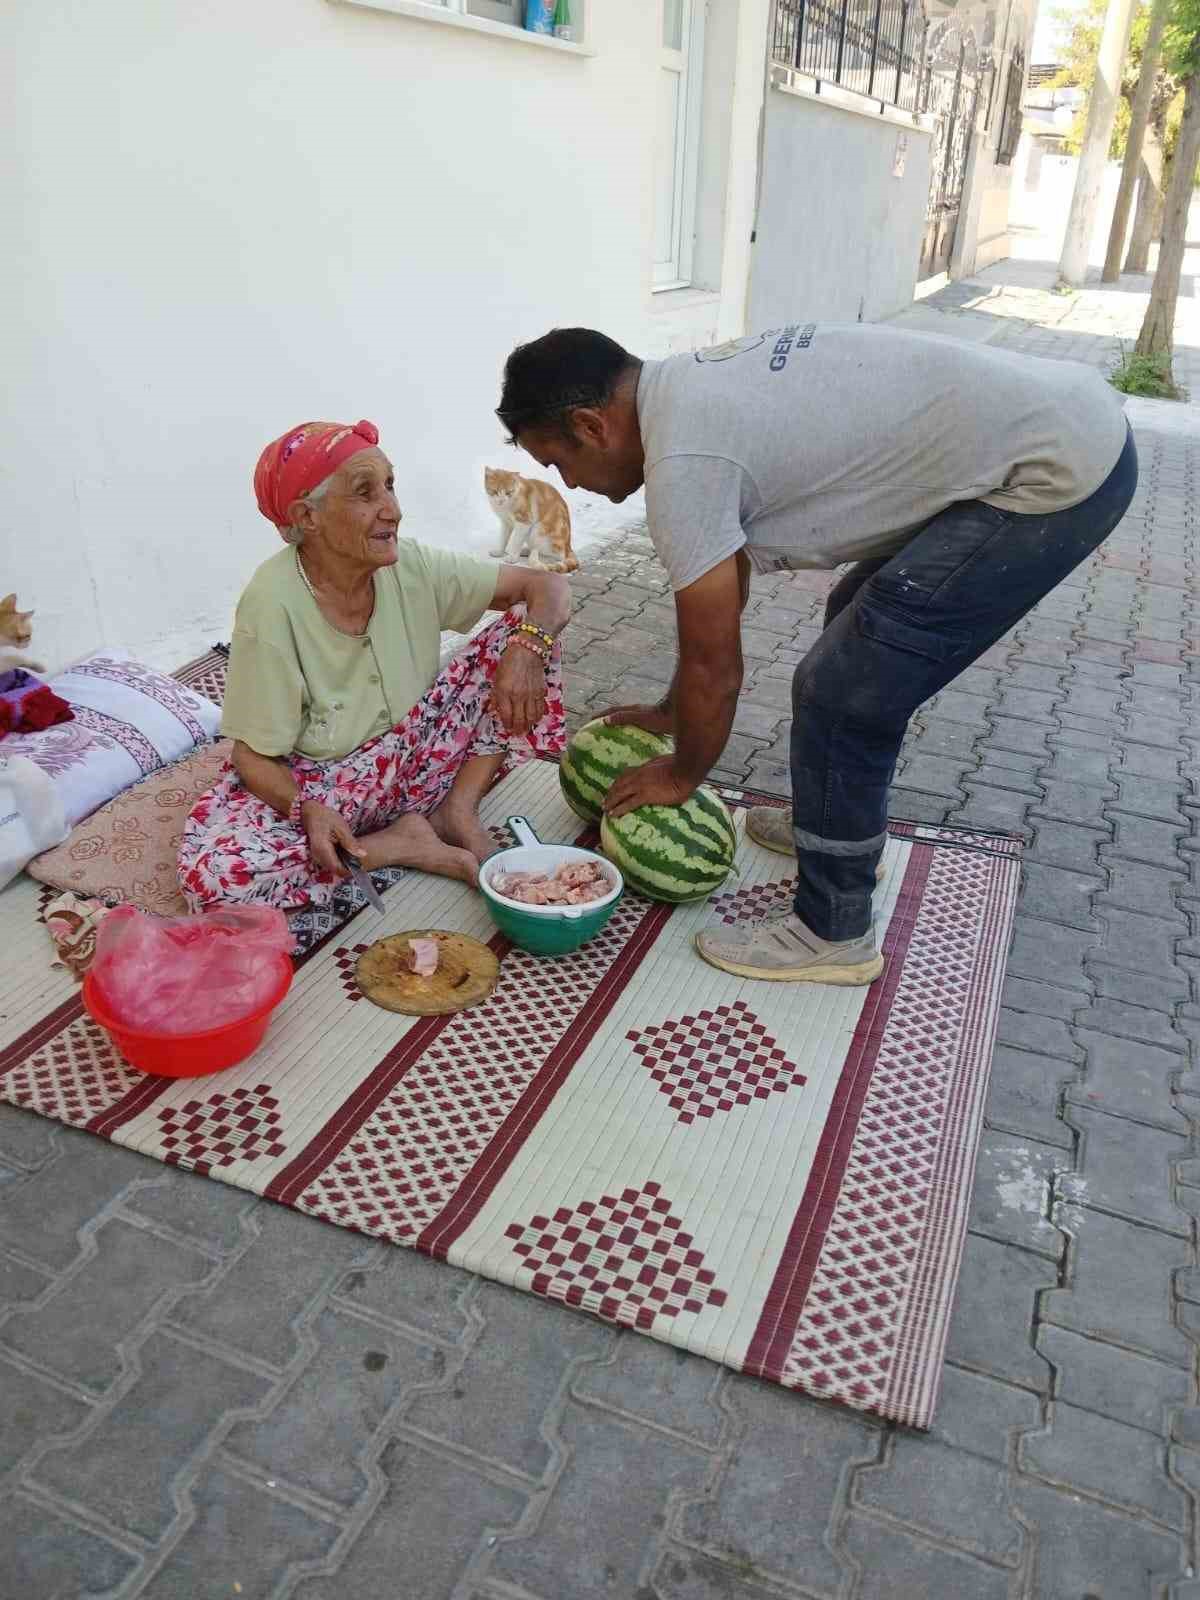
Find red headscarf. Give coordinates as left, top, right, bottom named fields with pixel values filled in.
left=253, top=419, right=381, bottom=530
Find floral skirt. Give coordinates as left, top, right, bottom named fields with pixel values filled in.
left=178, top=614, right=565, bottom=912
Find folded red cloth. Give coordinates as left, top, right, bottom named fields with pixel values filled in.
left=0, top=682, right=74, bottom=740
left=20, top=686, right=74, bottom=732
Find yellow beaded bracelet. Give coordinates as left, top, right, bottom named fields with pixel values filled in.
left=517, top=621, right=555, bottom=650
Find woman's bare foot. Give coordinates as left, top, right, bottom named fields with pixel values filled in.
left=428, top=799, right=500, bottom=865
left=357, top=814, right=479, bottom=887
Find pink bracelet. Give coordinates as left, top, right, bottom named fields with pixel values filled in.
left=510, top=634, right=549, bottom=664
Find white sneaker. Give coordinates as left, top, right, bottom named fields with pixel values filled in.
left=746, top=806, right=798, bottom=854
left=695, top=910, right=884, bottom=985
left=746, top=807, right=887, bottom=883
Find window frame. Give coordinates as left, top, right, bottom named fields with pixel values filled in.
left=652, top=0, right=707, bottom=292
left=328, top=0, right=591, bottom=55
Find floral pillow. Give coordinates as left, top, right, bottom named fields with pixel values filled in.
left=27, top=740, right=231, bottom=915
left=2, top=651, right=221, bottom=826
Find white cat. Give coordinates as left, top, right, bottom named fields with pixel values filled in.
left=0, top=594, right=43, bottom=675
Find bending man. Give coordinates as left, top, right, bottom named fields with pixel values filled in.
left=495, top=323, right=1135, bottom=985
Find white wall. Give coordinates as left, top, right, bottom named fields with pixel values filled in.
left=1010, top=148, right=1122, bottom=244
left=4, top=0, right=763, bottom=673
left=748, top=87, right=933, bottom=327
left=1010, top=143, right=1200, bottom=264
left=965, top=102, right=1024, bottom=275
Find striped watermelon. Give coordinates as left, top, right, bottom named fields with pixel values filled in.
left=559, top=718, right=673, bottom=825
left=600, top=786, right=737, bottom=903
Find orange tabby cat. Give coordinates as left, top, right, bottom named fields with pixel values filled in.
left=0, top=594, right=43, bottom=674
left=484, top=467, right=578, bottom=574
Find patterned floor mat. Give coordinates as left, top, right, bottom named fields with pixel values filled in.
left=173, top=644, right=230, bottom=706
left=0, top=756, right=1021, bottom=1427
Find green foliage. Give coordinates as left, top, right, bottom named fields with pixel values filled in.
left=1162, top=0, right=1200, bottom=182
left=1049, top=0, right=1191, bottom=159
left=1162, top=0, right=1200, bottom=76
left=1109, top=343, right=1182, bottom=397
left=1046, top=0, right=1104, bottom=89
left=1049, top=0, right=1141, bottom=154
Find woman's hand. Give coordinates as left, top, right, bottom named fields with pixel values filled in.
left=301, top=800, right=364, bottom=877
left=592, top=702, right=673, bottom=737
left=604, top=755, right=697, bottom=818
left=492, top=644, right=547, bottom=736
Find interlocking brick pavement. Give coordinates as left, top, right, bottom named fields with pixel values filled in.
left=4, top=276, right=1200, bottom=1597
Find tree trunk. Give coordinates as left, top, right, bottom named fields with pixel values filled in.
left=1059, top=0, right=1140, bottom=285
left=1103, top=0, right=1172, bottom=280
left=1135, top=68, right=1200, bottom=363
left=1152, top=177, right=1167, bottom=242
left=1125, top=126, right=1166, bottom=271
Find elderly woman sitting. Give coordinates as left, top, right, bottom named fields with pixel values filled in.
left=179, top=418, right=569, bottom=911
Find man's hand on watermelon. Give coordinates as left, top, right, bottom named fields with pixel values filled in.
left=595, top=702, right=674, bottom=736
left=604, top=556, right=746, bottom=817
left=604, top=754, right=697, bottom=817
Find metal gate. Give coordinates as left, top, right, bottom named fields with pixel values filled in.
left=918, top=26, right=980, bottom=280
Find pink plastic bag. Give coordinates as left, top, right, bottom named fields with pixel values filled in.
left=91, top=906, right=294, bottom=1034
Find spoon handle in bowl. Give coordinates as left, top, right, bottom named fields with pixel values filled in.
left=505, top=816, right=542, bottom=848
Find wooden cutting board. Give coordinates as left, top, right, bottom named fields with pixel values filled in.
left=355, top=930, right=500, bottom=1016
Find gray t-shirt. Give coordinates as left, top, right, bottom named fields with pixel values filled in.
left=637, top=323, right=1129, bottom=591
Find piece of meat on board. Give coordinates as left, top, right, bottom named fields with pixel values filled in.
left=407, top=937, right=440, bottom=977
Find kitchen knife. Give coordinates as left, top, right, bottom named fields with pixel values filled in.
left=336, top=845, right=387, bottom=917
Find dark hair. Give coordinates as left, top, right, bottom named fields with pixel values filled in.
left=496, top=328, right=640, bottom=441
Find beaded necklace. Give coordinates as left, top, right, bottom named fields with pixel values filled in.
left=295, top=551, right=371, bottom=638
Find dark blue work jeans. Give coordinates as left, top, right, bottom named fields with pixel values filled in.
left=790, top=424, right=1138, bottom=941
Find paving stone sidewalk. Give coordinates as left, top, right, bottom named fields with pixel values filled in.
left=4, top=288, right=1200, bottom=1598
left=894, top=240, right=1200, bottom=402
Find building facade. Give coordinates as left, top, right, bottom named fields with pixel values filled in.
left=6, top=0, right=1034, bottom=669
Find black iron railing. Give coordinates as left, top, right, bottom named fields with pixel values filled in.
left=772, top=0, right=928, bottom=113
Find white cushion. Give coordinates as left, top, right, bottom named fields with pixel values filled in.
left=0, top=755, right=69, bottom=888
left=1, top=651, right=220, bottom=826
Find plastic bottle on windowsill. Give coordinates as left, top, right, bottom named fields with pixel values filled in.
left=553, top=0, right=573, bottom=40
left=524, top=0, right=555, bottom=33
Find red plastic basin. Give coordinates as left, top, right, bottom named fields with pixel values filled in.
left=82, top=956, right=293, bottom=1078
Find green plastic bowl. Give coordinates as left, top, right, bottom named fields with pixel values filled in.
left=480, top=815, right=623, bottom=956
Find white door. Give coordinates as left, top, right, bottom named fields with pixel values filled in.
left=653, top=0, right=705, bottom=289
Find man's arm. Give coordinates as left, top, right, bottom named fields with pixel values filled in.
left=736, top=547, right=752, bottom=611
left=656, top=548, right=752, bottom=718
left=604, top=554, right=744, bottom=815
left=671, top=555, right=745, bottom=783
left=598, top=548, right=751, bottom=735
